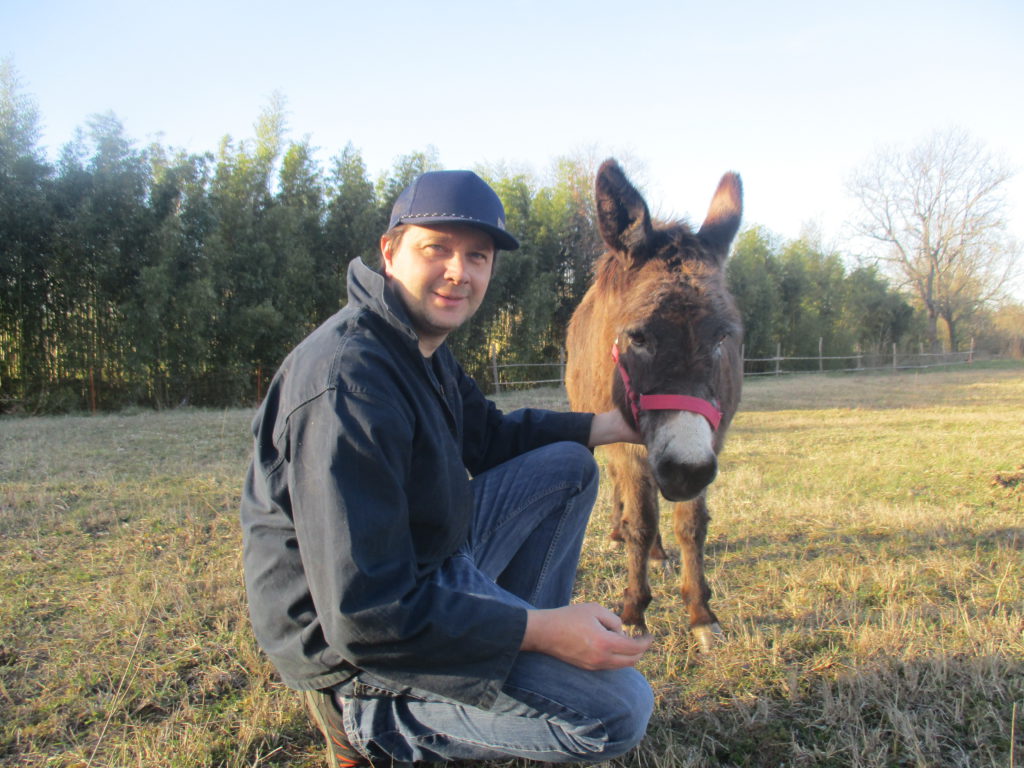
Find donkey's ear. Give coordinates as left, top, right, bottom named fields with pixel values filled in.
left=697, top=172, right=743, bottom=261
left=595, top=159, right=653, bottom=263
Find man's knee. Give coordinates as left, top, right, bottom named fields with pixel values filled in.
left=557, top=668, right=653, bottom=761
left=538, top=441, right=599, bottom=493
left=598, top=670, right=654, bottom=758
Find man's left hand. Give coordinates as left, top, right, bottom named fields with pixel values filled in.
left=587, top=409, right=641, bottom=447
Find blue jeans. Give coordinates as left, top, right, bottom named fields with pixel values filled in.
left=333, top=442, right=654, bottom=763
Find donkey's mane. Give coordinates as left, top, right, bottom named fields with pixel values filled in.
left=591, top=217, right=718, bottom=295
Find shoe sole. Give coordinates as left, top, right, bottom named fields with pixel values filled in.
left=303, top=690, right=368, bottom=768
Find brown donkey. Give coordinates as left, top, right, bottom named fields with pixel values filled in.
left=566, top=159, right=743, bottom=650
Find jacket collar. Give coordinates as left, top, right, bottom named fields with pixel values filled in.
left=346, top=258, right=421, bottom=347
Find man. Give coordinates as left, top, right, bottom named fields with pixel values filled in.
left=241, top=170, right=654, bottom=767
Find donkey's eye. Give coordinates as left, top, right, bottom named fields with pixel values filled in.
left=712, top=335, right=729, bottom=359
left=626, top=329, right=648, bottom=348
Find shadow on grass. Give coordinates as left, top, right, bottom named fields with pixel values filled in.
left=706, top=525, right=1024, bottom=566
left=645, top=649, right=1022, bottom=767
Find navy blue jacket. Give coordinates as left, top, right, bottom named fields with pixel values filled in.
left=240, top=259, right=593, bottom=708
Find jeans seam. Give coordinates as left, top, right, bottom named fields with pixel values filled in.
left=344, top=691, right=607, bottom=762
left=483, top=478, right=580, bottom=536
left=477, top=470, right=583, bottom=537
left=527, top=486, right=577, bottom=605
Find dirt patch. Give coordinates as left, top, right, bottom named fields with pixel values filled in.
left=992, top=467, right=1024, bottom=490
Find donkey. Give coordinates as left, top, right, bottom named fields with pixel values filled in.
left=566, top=159, right=743, bottom=650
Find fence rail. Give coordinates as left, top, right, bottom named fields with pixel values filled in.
left=490, top=339, right=980, bottom=394
left=0, top=340, right=987, bottom=413
left=491, top=349, right=566, bottom=394
left=742, top=340, right=975, bottom=377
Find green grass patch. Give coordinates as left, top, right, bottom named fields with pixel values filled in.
left=2, top=364, right=1022, bottom=767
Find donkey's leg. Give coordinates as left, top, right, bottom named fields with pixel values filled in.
left=649, top=529, right=668, bottom=565
left=617, top=446, right=667, bottom=563
left=672, top=493, right=721, bottom=651
left=614, top=469, right=665, bottom=564
left=608, top=473, right=625, bottom=548
left=615, top=461, right=660, bottom=634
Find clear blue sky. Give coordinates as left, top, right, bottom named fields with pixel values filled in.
left=4, top=0, right=1022, bottom=283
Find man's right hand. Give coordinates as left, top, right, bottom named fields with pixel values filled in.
left=521, top=603, right=652, bottom=670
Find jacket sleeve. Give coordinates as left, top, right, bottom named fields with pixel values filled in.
left=456, top=364, right=594, bottom=476
left=288, top=385, right=527, bottom=709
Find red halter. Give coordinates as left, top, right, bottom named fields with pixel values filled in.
left=611, top=341, right=723, bottom=431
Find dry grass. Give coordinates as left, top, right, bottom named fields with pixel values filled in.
left=1, top=363, right=1022, bottom=767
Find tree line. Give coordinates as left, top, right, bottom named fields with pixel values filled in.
left=1, top=68, right=1018, bottom=413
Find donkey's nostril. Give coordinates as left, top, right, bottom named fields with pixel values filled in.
left=653, top=457, right=717, bottom=502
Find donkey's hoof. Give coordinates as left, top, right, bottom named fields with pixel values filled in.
left=626, top=623, right=650, bottom=639
left=692, top=622, right=723, bottom=652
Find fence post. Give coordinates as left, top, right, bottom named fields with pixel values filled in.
left=559, top=347, right=566, bottom=387
left=740, top=343, right=746, bottom=377
left=819, top=337, right=824, bottom=373
left=969, top=337, right=975, bottom=364
left=775, top=342, right=782, bottom=376
left=893, top=343, right=898, bottom=371
left=491, top=350, right=501, bottom=394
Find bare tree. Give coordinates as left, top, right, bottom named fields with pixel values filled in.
left=848, top=128, right=1019, bottom=351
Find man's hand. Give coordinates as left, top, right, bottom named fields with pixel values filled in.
left=588, top=409, right=642, bottom=447
left=521, top=603, right=652, bottom=670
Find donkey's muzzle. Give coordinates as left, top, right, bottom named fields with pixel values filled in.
left=653, top=455, right=718, bottom=502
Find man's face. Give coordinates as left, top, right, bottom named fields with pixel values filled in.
left=381, top=223, right=495, bottom=356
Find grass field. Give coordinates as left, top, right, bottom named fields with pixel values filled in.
left=1, top=363, right=1022, bottom=767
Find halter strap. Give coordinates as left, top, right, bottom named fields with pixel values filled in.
left=611, top=342, right=723, bottom=431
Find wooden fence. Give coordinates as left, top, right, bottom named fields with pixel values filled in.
left=490, top=339, right=978, bottom=394
left=491, top=349, right=566, bottom=394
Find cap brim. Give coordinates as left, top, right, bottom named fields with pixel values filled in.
left=399, top=215, right=520, bottom=251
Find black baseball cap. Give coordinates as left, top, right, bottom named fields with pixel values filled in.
left=388, top=170, right=520, bottom=251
